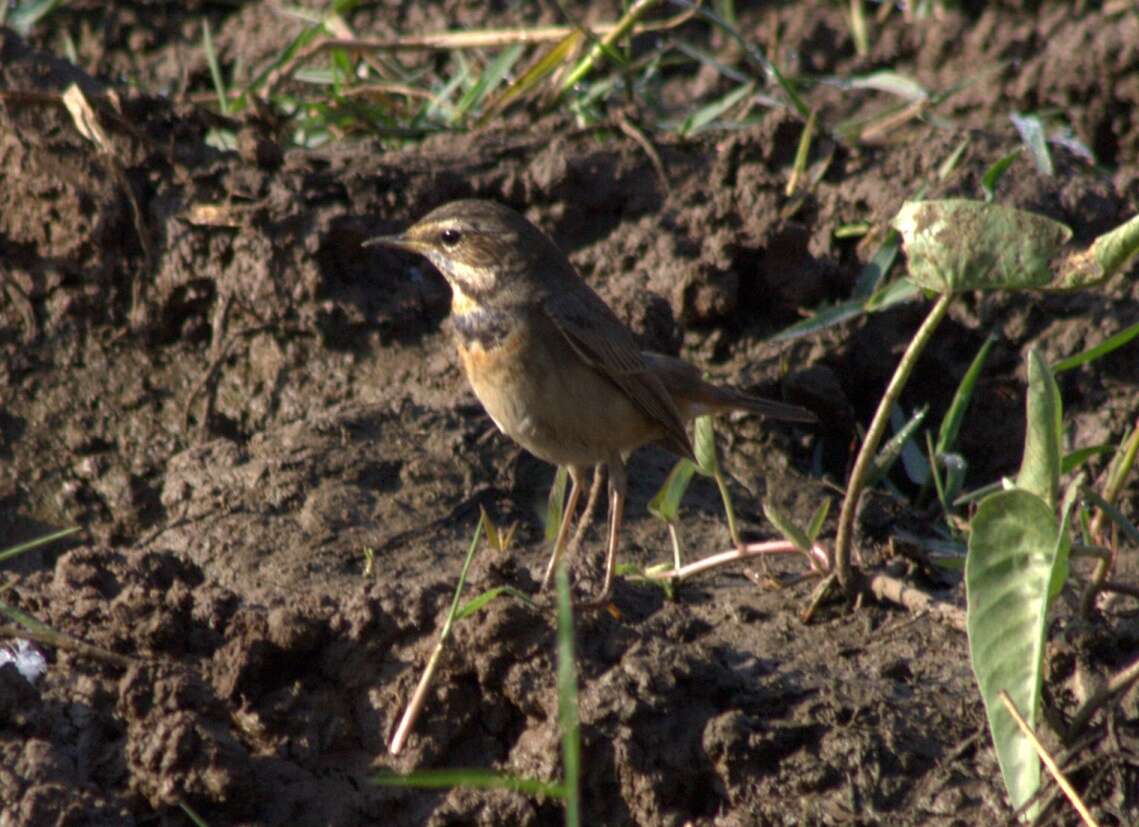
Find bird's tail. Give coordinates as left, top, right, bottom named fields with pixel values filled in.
left=642, top=352, right=816, bottom=424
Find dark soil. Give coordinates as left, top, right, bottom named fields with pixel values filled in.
left=2, top=3, right=1139, bottom=825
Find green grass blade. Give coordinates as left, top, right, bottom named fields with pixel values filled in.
left=1060, top=443, right=1115, bottom=475
left=981, top=148, right=1021, bottom=202
left=453, top=44, right=525, bottom=124
left=1082, top=487, right=1139, bottom=547
left=1052, top=318, right=1139, bottom=374
left=866, top=405, right=928, bottom=487
left=770, top=300, right=865, bottom=343
left=555, top=565, right=580, bottom=826
left=0, top=526, right=81, bottom=563
left=480, top=30, right=584, bottom=124
left=679, top=81, right=755, bottom=136
left=375, top=768, right=565, bottom=798
left=937, top=136, right=970, bottom=181
left=1015, top=349, right=1062, bottom=510
left=202, top=20, right=229, bottom=115
left=762, top=501, right=811, bottom=553
left=545, top=466, right=570, bottom=542
left=936, top=333, right=996, bottom=455
left=966, top=488, right=1061, bottom=817
left=852, top=228, right=901, bottom=299
left=456, top=586, right=537, bottom=620
left=806, top=499, right=831, bottom=542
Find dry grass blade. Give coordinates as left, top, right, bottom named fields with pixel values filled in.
left=998, top=690, right=1099, bottom=827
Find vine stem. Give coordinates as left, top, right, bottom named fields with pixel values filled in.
left=834, top=291, right=954, bottom=592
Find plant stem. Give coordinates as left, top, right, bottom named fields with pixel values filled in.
left=834, top=291, right=953, bottom=592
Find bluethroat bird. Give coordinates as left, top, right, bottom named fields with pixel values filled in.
left=366, top=200, right=814, bottom=606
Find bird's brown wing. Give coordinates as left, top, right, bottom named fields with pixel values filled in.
left=542, top=288, right=695, bottom=461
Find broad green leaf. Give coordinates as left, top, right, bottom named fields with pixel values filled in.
left=966, top=488, right=1061, bottom=817
left=1015, top=350, right=1062, bottom=510
left=893, top=199, right=1072, bottom=292
left=937, top=334, right=996, bottom=454
left=649, top=459, right=698, bottom=524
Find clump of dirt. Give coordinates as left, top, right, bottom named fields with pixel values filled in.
left=2, top=3, right=1138, bottom=825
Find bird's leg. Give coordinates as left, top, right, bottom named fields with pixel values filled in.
left=541, top=464, right=588, bottom=591
left=567, top=464, right=605, bottom=558
left=579, top=459, right=626, bottom=608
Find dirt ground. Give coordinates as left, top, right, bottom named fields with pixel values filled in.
left=2, top=3, right=1139, bottom=825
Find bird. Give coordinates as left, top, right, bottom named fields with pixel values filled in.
left=365, top=199, right=815, bottom=606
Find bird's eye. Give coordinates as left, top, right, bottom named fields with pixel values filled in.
left=440, top=228, right=462, bottom=247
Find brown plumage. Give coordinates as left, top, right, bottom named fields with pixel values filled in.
left=366, top=200, right=814, bottom=605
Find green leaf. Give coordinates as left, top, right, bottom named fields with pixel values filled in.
left=555, top=565, right=581, bottom=826
left=893, top=199, right=1072, bottom=292
left=937, top=334, right=996, bottom=454
left=866, top=405, right=928, bottom=487
left=375, top=768, right=565, bottom=798
left=980, top=149, right=1021, bottom=202
left=1015, top=350, right=1062, bottom=510
left=455, top=586, right=537, bottom=620
left=966, top=488, right=1062, bottom=816
left=202, top=20, right=229, bottom=115
left=693, top=414, right=720, bottom=477
left=852, top=228, right=901, bottom=299
left=763, top=501, right=811, bottom=553
left=679, top=80, right=755, bottom=136
left=0, top=526, right=81, bottom=563
left=648, top=459, right=698, bottom=524
left=545, top=466, right=570, bottom=543
left=1010, top=112, right=1054, bottom=176
left=1060, top=443, right=1115, bottom=474
left=1053, top=211, right=1139, bottom=291
left=806, top=499, right=831, bottom=542
left=453, top=44, right=525, bottom=124
left=849, top=70, right=928, bottom=101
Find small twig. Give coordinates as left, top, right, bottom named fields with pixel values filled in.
left=262, top=3, right=699, bottom=100
left=834, top=291, right=953, bottom=593
left=389, top=513, right=487, bottom=755
left=998, top=690, right=1099, bottom=827
left=0, top=623, right=135, bottom=671
left=866, top=572, right=967, bottom=632
left=643, top=539, right=827, bottom=583
left=615, top=113, right=669, bottom=193
left=1066, top=652, right=1139, bottom=742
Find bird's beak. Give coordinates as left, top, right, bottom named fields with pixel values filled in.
left=362, top=234, right=429, bottom=254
